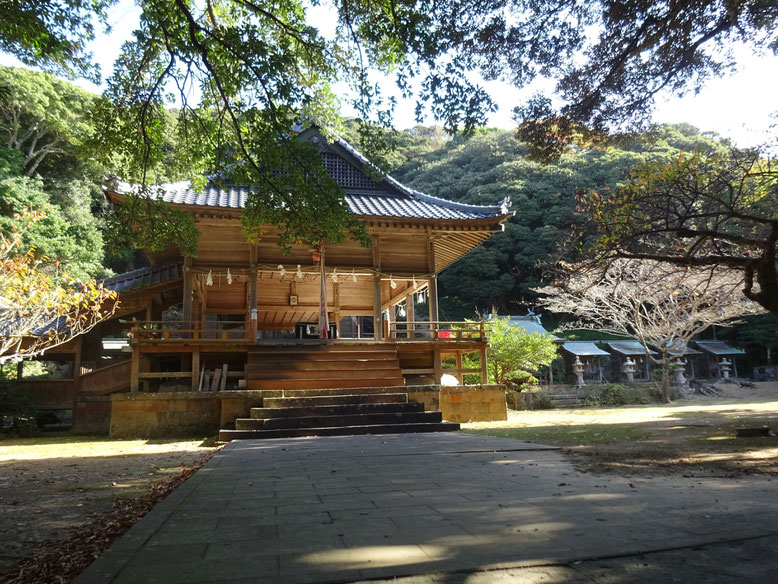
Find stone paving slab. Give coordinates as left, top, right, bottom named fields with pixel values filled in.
left=75, top=433, right=778, bottom=584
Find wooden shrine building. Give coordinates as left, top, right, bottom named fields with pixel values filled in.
left=18, top=127, right=513, bottom=436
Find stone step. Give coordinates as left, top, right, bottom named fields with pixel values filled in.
left=250, top=401, right=425, bottom=419
left=219, top=422, right=461, bottom=441
left=263, top=393, right=408, bottom=409
left=236, top=411, right=443, bottom=431
left=246, top=377, right=405, bottom=390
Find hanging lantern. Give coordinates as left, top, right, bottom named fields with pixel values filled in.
left=226, top=268, right=232, bottom=285
left=206, top=270, right=213, bottom=286
left=296, top=264, right=303, bottom=279
left=398, top=305, right=406, bottom=317
left=332, top=268, right=338, bottom=283
left=390, top=275, right=397, bottom=289
left=412, top=275, right=417, bottom=288
left=278, top=264, right=286, bottom=277
left=351, top=269, right=357, bottom=283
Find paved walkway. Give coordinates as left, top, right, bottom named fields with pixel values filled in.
left=75, top=433, right=778, bottom=584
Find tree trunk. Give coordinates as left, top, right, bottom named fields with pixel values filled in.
left=660, top=359, right=671, bottom=403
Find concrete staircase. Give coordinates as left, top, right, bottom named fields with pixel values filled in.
left=218, top=386, right=460, bottom=440
left=245, top=343, right=405, bottom=390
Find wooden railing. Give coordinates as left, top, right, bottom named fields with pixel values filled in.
left=388, top=320, right=488, bottom=342
left=130, top=320, right=251, bottom=343
left=78, top=360, right=132, bottom=395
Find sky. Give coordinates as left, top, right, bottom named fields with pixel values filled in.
left=2, top=1, right=776, bottom=149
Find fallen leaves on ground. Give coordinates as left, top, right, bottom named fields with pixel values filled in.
left=0, top=449, right=220, bottom=584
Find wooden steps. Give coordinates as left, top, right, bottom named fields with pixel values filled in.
left=245, top=343, right=405, bottom=391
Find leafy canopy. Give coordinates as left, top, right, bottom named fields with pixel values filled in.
left=486, top=316, right=558, bottom=387
left=3, top=1, right=772, bottom=253
left=579, top=148, right=778, bottom=312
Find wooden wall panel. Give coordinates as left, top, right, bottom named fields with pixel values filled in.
left=374, top=234, right=428, bottom=272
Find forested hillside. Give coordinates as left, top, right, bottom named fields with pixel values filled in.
left=342, top=121, right=730, bottom=319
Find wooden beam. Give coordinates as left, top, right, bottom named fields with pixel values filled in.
left=382, top=279, right=428, bottom=311
left=373, top=274, right=383, bottom=341
left=191, top=347, right=200, bottom=390
left=406, top=291, right=415, bottom=340
left=182, top=257, right=193, bottom=322
left=130, top=345, right=140, bottom=392
left=480, top=344, right=488, bottom=384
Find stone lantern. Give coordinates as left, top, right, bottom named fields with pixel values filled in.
left=719, top=358, right=732, bottom=379
left=573, top=356, right=586, bottom=387
left=622, top=357, right=637, bottom=384
left=674, top=358, right=687, bottom=385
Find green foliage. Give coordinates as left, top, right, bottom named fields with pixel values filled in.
left=0, top=66, right=100, bottom=178
left=582, top=148, right=778, bottom=312
left=598, top=384, right=627, bottom=406
left=0, top=0, right=112, bottom=81
left=354, top=123, right=730, bottom=315
left=486, top=317, right=558, bottom=387
left=0, top=171, right=105, bottom=279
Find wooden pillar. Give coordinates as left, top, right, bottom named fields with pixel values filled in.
left=372, top=235, right=382, bottom=341
left=74, top=336, right=82, bottom=383
left=182, top=256, right=193, bottom=323
left=333, top=283, right=340, bottom=339
left=373, top=275, right=383, bottom=341
left=428, top=277, right=439, bottom=334
left=427, top=232, right=439, bottom=334
left=191, top=347, right=200, bottom=391
left=480, top=345, right=488, bottom=384
left=406, top=291, right=415, bottom=339
left=455, top=352, right=463, bottom=384
left=130, top=345, right=140, bottom=393
left=249, top=267, right=258, bottom=341
left=16, top=361, right=22, bottom=381
left=433, top=349, right=442, bottom=385
left=386, top=306, right=394, bottom=340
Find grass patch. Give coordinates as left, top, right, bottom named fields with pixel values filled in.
left=464, top=423, right=651, bottom=446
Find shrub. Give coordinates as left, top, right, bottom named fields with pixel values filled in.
left=0, top=380, right=38, bottom=435
left=599, top=383, right=627, bottom=406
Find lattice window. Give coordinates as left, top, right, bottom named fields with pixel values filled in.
left=322, top=153, right=379, bottom=189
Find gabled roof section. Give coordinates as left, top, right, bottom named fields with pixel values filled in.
left=108, top=128, right=513, bottom=224
left=100, top=262, right=183, bottom=293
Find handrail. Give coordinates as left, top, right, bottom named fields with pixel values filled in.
left=389, top=320, right=488, bottom=341
left=129, top=320, right=251, bottom=343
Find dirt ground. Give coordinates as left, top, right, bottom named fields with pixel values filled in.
left=465, top=381, right=778, bottom=478
left=0, top=437, right=219, bottom=578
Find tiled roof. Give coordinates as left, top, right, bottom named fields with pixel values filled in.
left=561, top=342, right=610, bottom=357
left=693, top=341, right=745, bottom=356
left=100, top=262, right=183, bottom=293
left=605, top=341, right=656, bottom=356
left=111, top=181, right=509, bottom=221
left=110, top=133, right=512, bottom=222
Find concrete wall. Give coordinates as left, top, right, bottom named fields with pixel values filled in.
left=438, top=385, right=507, bottom=423
left=73, top=396, right=112, bottom=434
left=407, top=384, right=507, bottom=423
left=73, top=384, right=508, bottom=438
left=109, top=392, right=221, bottom=438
